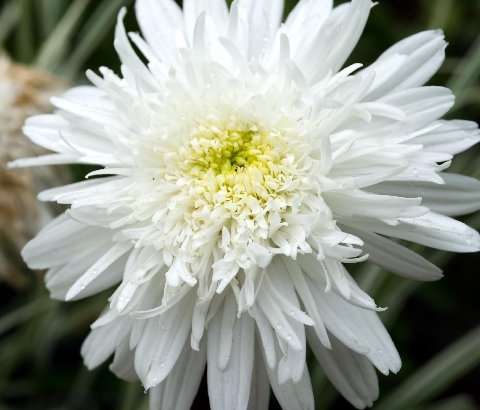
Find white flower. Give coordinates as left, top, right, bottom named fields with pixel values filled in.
left=11, top=0, right=480, bottom=409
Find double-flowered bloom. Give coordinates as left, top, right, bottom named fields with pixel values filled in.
left=12, top=0, right=480, bottom=409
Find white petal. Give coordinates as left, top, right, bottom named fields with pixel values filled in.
left=326, top=189, right=426, bottom=220
left=38, top=177, right=118, bottom=203
left=284, top=0, right=333, bottom=54
left=235, top=0, right=284, bottom=58
left=22, top=214, right=111, bottom=269
left=184, top=0, right=228, bottom=43
left=265, top=259, right=314, bottom=326
left=380, top=86, right=455, bottom=130
left=365, top=30, right=446, bottom=100
left=110, top=339, right=137, bottom=382
left=135, top=0, right=183, bottom=63
left=47, top=251, right=126, bottom=301
left=411, top=120, right=480, bottom=155
left=217, top=291, right=237, bottom=370
left=207, top=309, right=255, bottom=410
left=250, top=305, right=277, bottom=369
left=22, top=114, right=73, bottom=153
left=114, top=8, right=156, bottom=90
left=263, top=340, right=315, bottom=410
left=282, top=257, right=331, bottom=348
left=302, top=273, right=401, bottom=374
left=135, top=294, right=195, bottom=388
left=81, top=317, right=131, bottom=370
left=149, top=341, right=206, bottom=410
left=264, top=264, right=308, bottom=384
left=247, top=342, right=271, bottom=410
left=308, top=329, right=379, bottom=409
left=345, top=212, right=480, bottom=253
left=370, top=173, right=480, bottom=217
left=256, top=284, right=304, bottom=351
left=65, top=242, right=132, bottom=301
left=294, top=0, right=372, bottom=80
left=348, top=228, right=443, bottom=281
left=8, top=154, right=80, bottom=168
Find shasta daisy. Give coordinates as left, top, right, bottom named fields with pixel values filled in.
left=11, top=0, right=480, bottom=409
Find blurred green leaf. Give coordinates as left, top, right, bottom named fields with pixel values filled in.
left=63, top=0, right=132, bottom=80
left=38, top=0, right=65, bottom=39
left=35, top=0, right=91, bottom=71
left=422, top=395, right=477, bottom=410
left=120, top=383, right=142, bottom=410
left=0, top=0, right=19, bottom=47
left=15, top=0, right=35, bottom=63
left=63, top=368, right=97, bottom=409
left=375, top=326, right=480, bottom=410
left=449, top=35, right=480, bottom=110
left=428, top=0, right=453, bottom=29
left=0, top=297, right=50, bottom=336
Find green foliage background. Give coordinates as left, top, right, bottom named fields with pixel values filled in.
left=0, top=1, right=479, bottom=409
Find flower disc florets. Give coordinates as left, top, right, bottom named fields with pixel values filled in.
left=128, top=109, right=323, bottom=292
left=179, top=121, right=304, bottom=210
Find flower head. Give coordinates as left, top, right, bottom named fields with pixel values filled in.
left=12, top=0, right=480, bottom=409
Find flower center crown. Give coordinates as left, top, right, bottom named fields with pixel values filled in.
left=185, top=125, right=276, bottom=175
left=176, top=121, right=303, bottom=213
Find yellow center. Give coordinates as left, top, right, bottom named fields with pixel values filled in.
left=178, top=122, right=299, bottom=213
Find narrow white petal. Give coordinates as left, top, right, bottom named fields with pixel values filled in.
left=345, top=212, right=480, bottom=253
left=282, top=257, right=332, bottom=348
left=144, top=295, right=195, bottom=389
left=110, top=339, right=137, bottom=382
left=294, top=0, right=372, bottom=80
left=348, top=228, right=443, bottom=281
left=81, top=317, right=131, bottom=370
left=256, top=285, right=304, bottom=351
left=308, top=329, right=379, bottom=409
left=207, top=309, right=255, bottom=410
left=285, top=0, right=333, bottom=53
left=410, top=120, right=480, bottom=155
left=263, top=339, right=315, bottom=410
left=365, top=30, right=446, bottom=99
left=247, top=342, right=271, bottom=410
left=235, top=0, right=284, bottom=58
left=22, top=214, right=111, bottom=269
left=48, top=252, right=125, bottom=301
left=8, top=154, right=80, bottom=168
left=134, top=295, right=194, bottom=388
left=218, top=291, right=237, bottom=370
left=149, top=341, right=207, bottom=410
left=303, top=273, right=401, bottom=374
left=370, top=173, right=480, bottom=217
left=135, top=0, right=183, bottom=63
left=250, top=305, right=277, bottom=369
left=380, top=86, right=455, bottom=130
left=65, top=242, right=132, bottom=301
left=326, top=189, right=426, bottom=220
left=184, top=0, right=228, bottom=43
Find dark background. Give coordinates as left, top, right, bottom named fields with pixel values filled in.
left=0, top=1, right=479, bottom=409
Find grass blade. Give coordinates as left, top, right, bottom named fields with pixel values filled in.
left=35, top=0, right=91, bottom=72
left=62, top=0, right=133, bottom=79
left=428, top=0, right=454, bottom=29
left=448, top=35, right=480, bottom=110
left=0, top=0, right=19, bottom=47
left=422, top=395, right=477, bottom=410
left=375, top=326, right=480, bottom=410
left=0, top=298, right=50, bottom=336
left=38, top=0, right=65, bottom=39
left=15, top=0, right=35, bottom=63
